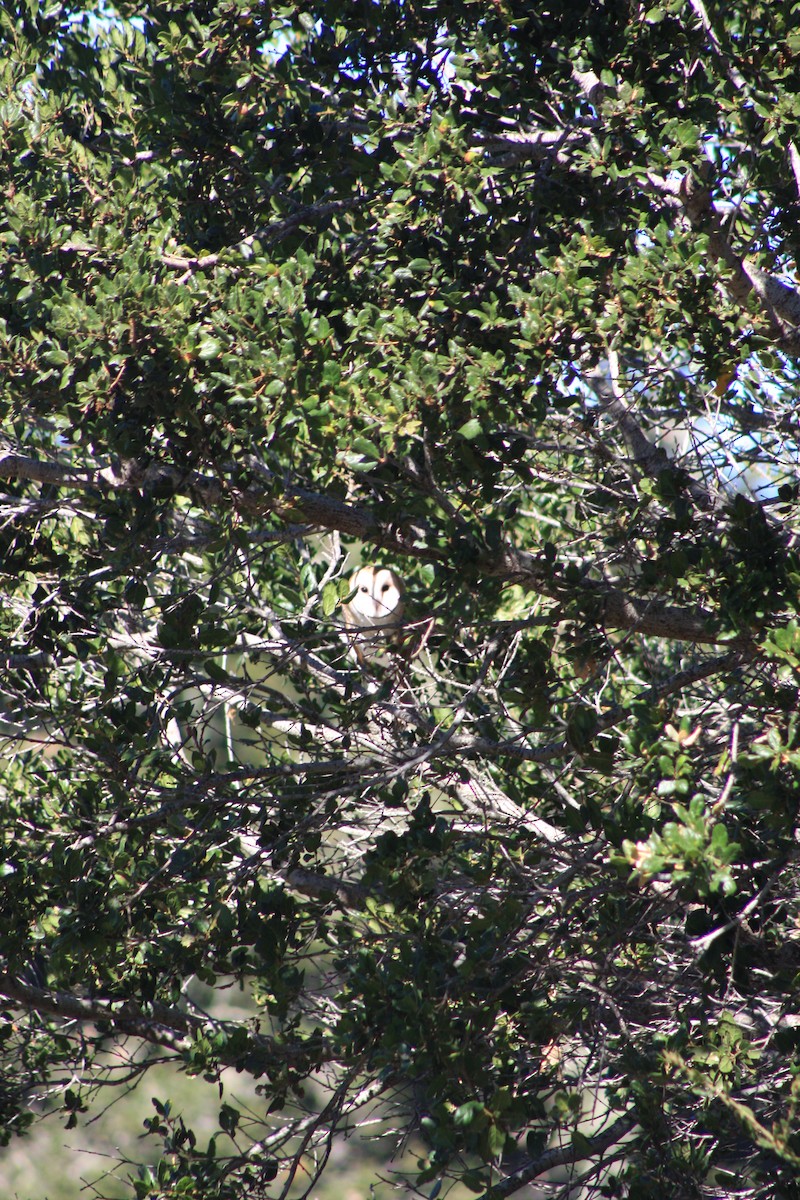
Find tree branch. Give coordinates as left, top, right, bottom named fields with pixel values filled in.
left=481, top=1113, right=636, bottom=1199
left=0, top=972, right=328, bottom=1070
left=688, top=0, right=747, bottom=92
left=0, top=449, right=752, bottom=647
left=603, top=349, right=718, bottom=512
left=453, top=649, right=748, bottom=766
left=162, top=197, right=367, bottom=274
left=675, top=173, right=800, bottom=354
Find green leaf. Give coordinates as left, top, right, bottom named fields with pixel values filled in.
left=461, top=1172, right=489, bottom=1194
left=198, top=337, right=222, bottom=360
left=571, top=1130, right=594, bottom=1157
left=322, top=581, right=340, bottom=616
left=457, top=418, right=482, bottom=440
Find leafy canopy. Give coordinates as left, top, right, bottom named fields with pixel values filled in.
left=3, top=1, right=800, bottom=1197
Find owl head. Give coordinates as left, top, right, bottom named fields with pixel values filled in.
left=343, top=565, right=405, bottom=630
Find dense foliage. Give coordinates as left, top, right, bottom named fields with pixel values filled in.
left=3, top=1, right=800, bottom=1196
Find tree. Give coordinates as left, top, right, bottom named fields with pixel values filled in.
left=2, top=0, right=800, bottom=1195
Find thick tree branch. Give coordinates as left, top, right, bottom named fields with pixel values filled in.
left=571, top=66, right=605, bottom=106
left=470, top=124, right=590, bottom=168
left=688, top=0, right=747, bottom=92
left=492, top=545, right=732, bottom=644
left=790, top=142, right=800, bottom=198
left=675, top=173, right=800, bottom=355
left=0, top=449, right=751, bottom=647
left=159, top=196, right=366, bottom=276
left=0, top=972, right=328, bottom=1069
left=481, top=1113, right=636, bottom=1199
left=603, top=349, right=718, bottom=512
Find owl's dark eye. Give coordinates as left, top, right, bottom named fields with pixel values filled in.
left=360, top=585, right=369, bottom=593
left=381, top=583, right=390, bottom=594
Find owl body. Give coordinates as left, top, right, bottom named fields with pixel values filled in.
left=341, top=565, right=405, bottom=661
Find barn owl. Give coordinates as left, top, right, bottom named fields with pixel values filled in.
left=341, top=565, right=405, bottom=661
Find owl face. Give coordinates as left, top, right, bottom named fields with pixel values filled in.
left=343, top=566, right=405, bottom=630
